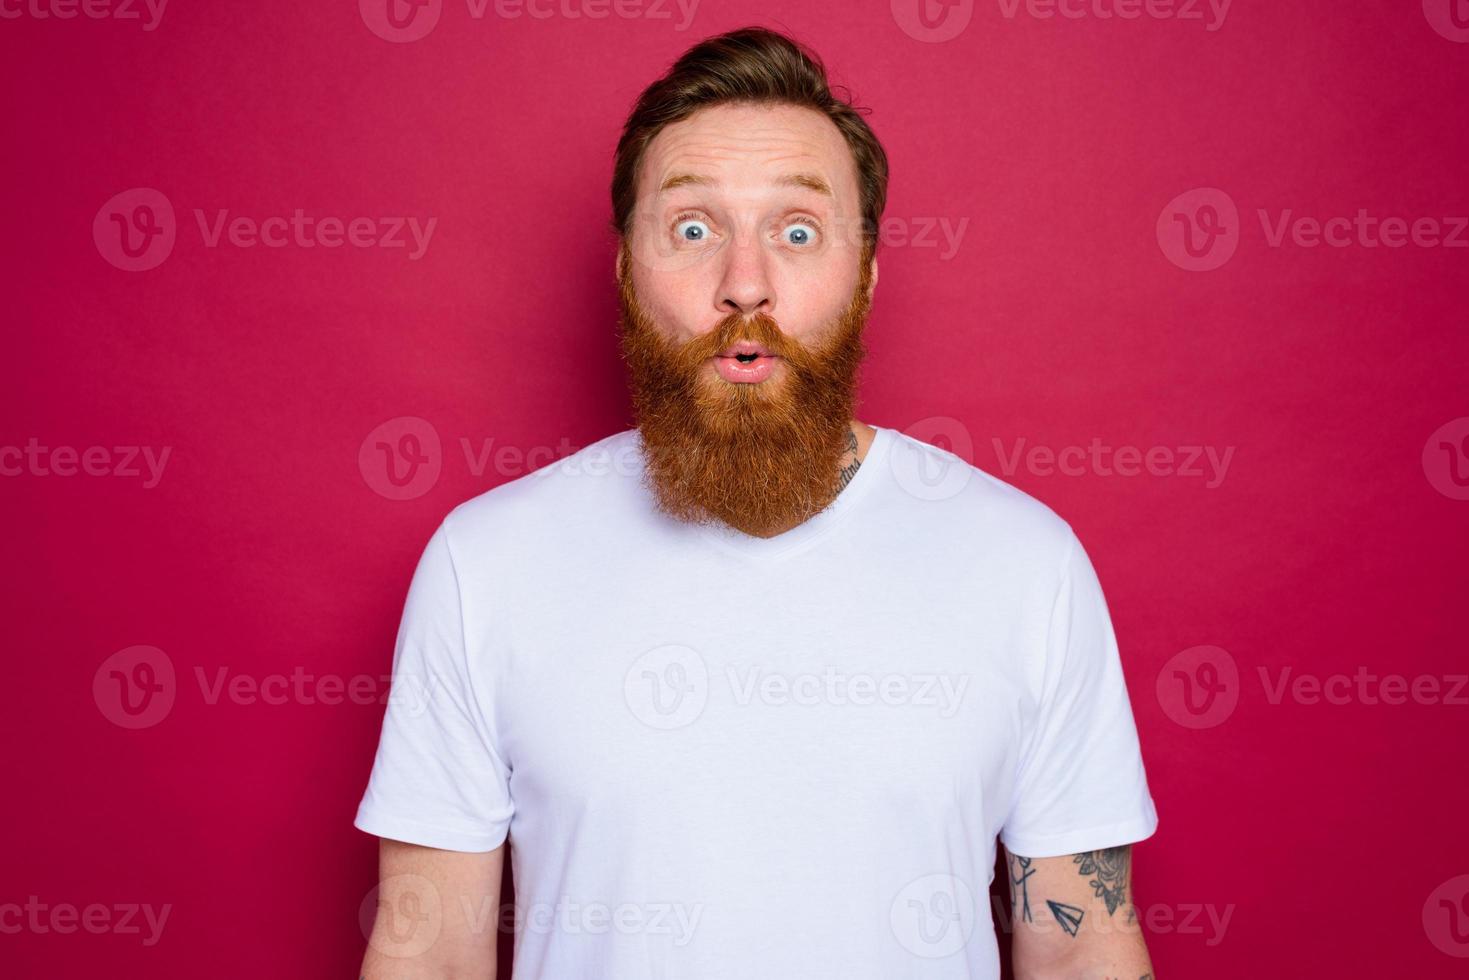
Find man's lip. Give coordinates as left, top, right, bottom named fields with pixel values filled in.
left=716, top=342, right=776, bottom=358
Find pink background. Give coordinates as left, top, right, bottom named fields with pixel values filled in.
left=4, top=0, right=1467, bottom=975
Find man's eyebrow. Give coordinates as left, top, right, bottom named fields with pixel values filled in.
left=658, top=172, right=834, bottom=197
left=658, top=173, right=716, bottom=192
left=776, top=173, right=833, bottom=197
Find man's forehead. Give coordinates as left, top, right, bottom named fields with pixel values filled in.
left=640, top=104, right=857, bottom=202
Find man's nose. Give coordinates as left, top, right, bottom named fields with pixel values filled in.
left=716, top=234, right=773, bottom=317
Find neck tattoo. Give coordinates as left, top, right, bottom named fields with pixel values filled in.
left=835, top=427, right=861, bottom=492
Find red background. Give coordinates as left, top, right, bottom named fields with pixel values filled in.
left=4, top=0, right=1467, bottom=976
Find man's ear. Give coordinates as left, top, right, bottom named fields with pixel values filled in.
left=615, top=240, right=626, bottom=283
left=867, top=255, right=879, bottom=301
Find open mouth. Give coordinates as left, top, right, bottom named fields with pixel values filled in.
left=712, top=343, right=779, bottom=383
left=716, top=342, right=776, bottom=360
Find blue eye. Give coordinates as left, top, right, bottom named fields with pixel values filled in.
left=781, top=222, right=818, bottom=246
left=675, top=218, right=711, bottom=242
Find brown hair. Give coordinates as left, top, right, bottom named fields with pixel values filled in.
left=610, top=26, right=889, bottom=260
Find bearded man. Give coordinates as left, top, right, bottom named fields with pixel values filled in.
left=355, top=25, right=1160, bottom=980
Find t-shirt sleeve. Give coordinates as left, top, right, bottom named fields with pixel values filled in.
left=998, top=532, right=1159, bottom=858
left=353, top=517, right=513, bottom=852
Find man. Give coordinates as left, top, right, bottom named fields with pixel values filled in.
left=355, top=26, right=1160, bottom=980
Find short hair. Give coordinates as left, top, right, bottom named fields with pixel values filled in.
left=610, top=26, right=889, bottom=260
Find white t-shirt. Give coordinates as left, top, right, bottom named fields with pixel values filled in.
left=355, top=424, right=1159, bottom=978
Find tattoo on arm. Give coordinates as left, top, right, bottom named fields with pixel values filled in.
left=1074, top=845, right=1131, bottom=916
left=1009, top=852, right=1088, bottom=937
left=1006, top=852, right=1036, bottom=923
left=1047, top=899, right=1086, bottom=936
left=1009, top=845, right=1134, bottom=941
left=836, top=427, right=860, bottom=491
left=1008, top=853, right=1090, bottom=937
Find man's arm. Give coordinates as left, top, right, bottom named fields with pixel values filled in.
left=1005, top=843, right=1154, bottom=980
left=360, top=838, right=505, bottom=979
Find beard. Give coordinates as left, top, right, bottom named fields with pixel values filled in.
left=616, top=246, right=874, bottom=538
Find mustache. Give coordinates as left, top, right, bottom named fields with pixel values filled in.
left=672, top=310, right=814, bottom=370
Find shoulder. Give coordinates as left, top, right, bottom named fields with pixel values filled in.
left=436, top=427, right=644, bottom=559
left=882, top=425, right=1084, bottom=575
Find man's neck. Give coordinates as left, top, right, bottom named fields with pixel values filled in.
left=838, top=419, right=876, bottom=492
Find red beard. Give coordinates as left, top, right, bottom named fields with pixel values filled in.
left=616, top=248, right=874, bottom=538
